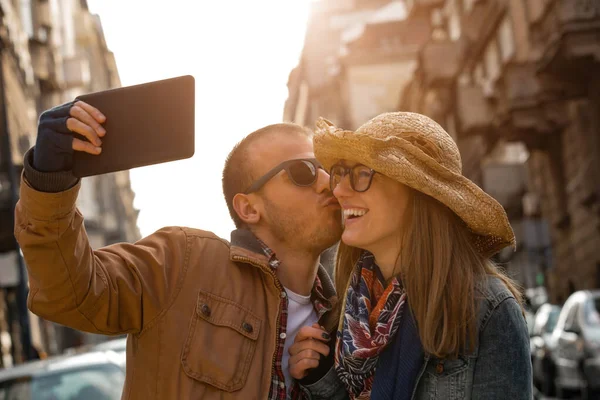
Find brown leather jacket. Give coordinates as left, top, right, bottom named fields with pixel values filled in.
left=14, top=178, right=337, bottom=399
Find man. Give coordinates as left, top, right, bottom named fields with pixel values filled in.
left=14, top=100, right=342, bottom=399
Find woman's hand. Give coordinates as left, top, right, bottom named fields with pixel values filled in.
left=289, top=323, right=331, bottom=380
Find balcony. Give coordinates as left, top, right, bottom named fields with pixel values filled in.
left=487, top=63, right=574, bottom=146
left=534, top=0, right=600, bottom=74
left=456, top=83, right=494, bottom=137
left=482, top=162, right=527, bottom=212
left=28, top=40, right=51, bottom=81
left=419, top=38, right=466, bottom=88
left=502, top=63, right=544, bottom=110
left=342, top=19, right=429, bottom=65
left=63, top=56, right=91, bottom=89
left=28, top=39, right=63, bottom=89
left=558, top=0, right=600, bottom=23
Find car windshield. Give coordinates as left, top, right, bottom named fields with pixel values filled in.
left=545, top=308, right=560, bottom=333
left=585, top=298, right=600, bottom=326
left=532, top=305, right=560, bottom=336
left=0, top=364, right=124, bottom=400
left=584, top=297, right=600, bottom=341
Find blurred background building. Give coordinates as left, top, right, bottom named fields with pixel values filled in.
left=0, top=0, right=140, bottom=366
left=285, top=0, right=600, bottom=308
left=0, top=0, right=598, bottom=384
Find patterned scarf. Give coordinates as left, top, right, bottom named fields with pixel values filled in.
left=335, top=252, right=406, bottom=399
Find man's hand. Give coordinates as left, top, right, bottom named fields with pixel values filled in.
left=289, top=323, right=332, bottom=380
left=34, top=100, right=106, bottom=172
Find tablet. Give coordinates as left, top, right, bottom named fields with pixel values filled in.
left=72, top=75, right=195, bottom=177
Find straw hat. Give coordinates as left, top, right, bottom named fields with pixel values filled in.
left=314, top=112, right=515, bottom=257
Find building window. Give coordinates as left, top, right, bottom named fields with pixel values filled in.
left=36, top=26, right=50, bottom=43
left=484, top=38, right=501, bottom=82
left=448, top=10, right=461, bottom=40
left=445, top=0, right=462, bottom=41
left=20, top=0, right=34, bottom=38
left=565, top=303, right=579, bottom=330
left=498, top=16, right=516, bottom=62
left=431, top=8, right=447, bottom=40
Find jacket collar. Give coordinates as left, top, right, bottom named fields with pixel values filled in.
left=228, top=228, right=337, bottom=301
left=229, top=229, right=271, bottom=267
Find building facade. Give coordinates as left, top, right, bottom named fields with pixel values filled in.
left=0, top=0, right=140, bottom=366
left=285, top=0, right=600, bottom=305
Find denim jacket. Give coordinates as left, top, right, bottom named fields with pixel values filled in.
left=299, top=276, right=533, bottom=400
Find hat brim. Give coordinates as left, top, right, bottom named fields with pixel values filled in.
left=314, top=128, right=516, bottom=257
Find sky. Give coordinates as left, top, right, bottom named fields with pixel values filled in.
left=86, top=0, right=312, bottom=239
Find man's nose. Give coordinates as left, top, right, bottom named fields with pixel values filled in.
left=314, top=168, right=332, bottom=194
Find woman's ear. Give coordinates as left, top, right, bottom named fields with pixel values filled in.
left=233, top=193, right=261, bottom=225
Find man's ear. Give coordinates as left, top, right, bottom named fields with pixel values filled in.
left=232, top=193, right=261, bottom=225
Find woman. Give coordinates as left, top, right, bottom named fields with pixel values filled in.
left=289, top=112, right=532, bottom=399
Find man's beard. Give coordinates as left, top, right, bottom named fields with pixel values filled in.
left=262, top=197, right=342, bottom=254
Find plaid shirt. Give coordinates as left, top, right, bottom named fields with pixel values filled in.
left=259, top=242, right=333, bottom=400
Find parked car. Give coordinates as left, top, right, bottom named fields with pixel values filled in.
left=63, top=336, right=127, bottom=368
left=526, top=286, right=550, bottom=313
left=0, top=350, right=125, bottom=399
left=91, top=338, right=127, bottom=356
left=530, top=303, right=561, bottom=395
left=551, top=290, right=600, bottom=398
left=525, top=305, right=536, bottom=337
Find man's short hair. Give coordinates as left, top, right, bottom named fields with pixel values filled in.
left=222, top=123, right=313, bottom=228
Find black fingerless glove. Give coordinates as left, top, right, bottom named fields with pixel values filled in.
left=33, top=101, right=75, bottom=172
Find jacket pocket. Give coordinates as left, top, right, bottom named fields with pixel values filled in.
left=181, top=290, right=262, bottom=392
left=419, top=356, right=470, bottom=400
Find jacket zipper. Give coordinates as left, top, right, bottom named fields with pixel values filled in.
left=231, top=255, right=285, bottom=390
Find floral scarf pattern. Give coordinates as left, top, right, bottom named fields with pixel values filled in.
left=335, top=252, right=406, bottom=399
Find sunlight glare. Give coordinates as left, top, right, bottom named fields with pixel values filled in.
left=86, top=0, right=312, bottom=239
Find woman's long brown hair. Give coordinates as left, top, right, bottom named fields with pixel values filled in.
left=333, top=189, right=522, bottom=358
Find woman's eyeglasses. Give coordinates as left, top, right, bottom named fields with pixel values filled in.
left=329, top=164, right=376, bottom=192
left=244, top=158, right=323, bottom=194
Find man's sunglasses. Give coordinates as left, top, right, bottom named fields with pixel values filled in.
left=244, top=158, right=323, bottom=194
left=329, top=164, right=376, bottom=193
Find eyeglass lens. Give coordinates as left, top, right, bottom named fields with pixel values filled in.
left=330, top=165, right=372, bottom=192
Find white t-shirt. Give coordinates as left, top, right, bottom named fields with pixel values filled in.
left=282, top=287, right=319, bottom=396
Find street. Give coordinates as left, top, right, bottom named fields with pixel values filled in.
left=535, top=389, right=579, bottom=400
left=534, top=386, right=589, bottom=400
